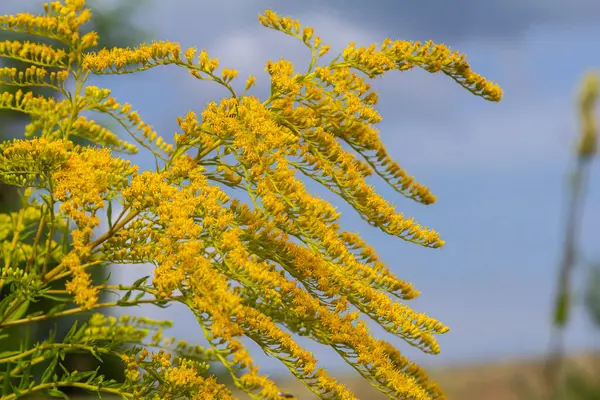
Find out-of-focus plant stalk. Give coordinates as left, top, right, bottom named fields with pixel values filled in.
left=545, top=71, right=598, bottom=400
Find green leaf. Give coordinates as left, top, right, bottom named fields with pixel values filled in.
left=63, top=320, right=79, bottom=342
left=7, top=299, right=29, bottom=323
left=0, top=293, right=18, bottom=318
left=41, top=354, right=59, bottom=383
left=48, top=387, right=69, bottom=399
left=41, top=293, right=71, bottom=302
left=18, top=360, right=31, bottom=390
left=132, top=275, right=149, bottom=288
left=58, top=362, right=69, bottom=375
left=85, top=366, right=101, bottom=383
left=116, top=300, right=139, bottom=307
left=25, top=310, right=44, bottom=318
left=0, top=350, right=20, bottom=359
left=107, top=199, right=113, bottom=229
left=120, top=290, right=132, bottom=303
left=90, top=347, right=102, bottom=363
left=47, top=303, right=67, bottom=316
left=2, top=364, right=10, bottom=395
left=100, top=272, right=112, bottom=286
left=48, top=325, right=57, bottom=343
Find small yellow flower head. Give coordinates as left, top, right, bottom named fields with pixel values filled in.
left=318, top=44, right=330, bottom=57
left=80, top=31, right=98, bottom=49
left=314, top=36, right=322, bottom=48
left=244, top=74, right=256, bottom=91
left=62, top=251, right=99, bottom=309
left=184, top=46, right=197, bottom=64
left=198, top=50, right=209, bottom=68
left=0, top=40, right=68, bottom=67
left=83, top=40, right=182, bottom=73
left=302, top=27, right=314, bottom=43
left=221, top=67, right=238, bottom=82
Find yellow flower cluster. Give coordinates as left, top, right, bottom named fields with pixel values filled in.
left=0, top=90, right=70, bottom=137
left=83, top=40, right=182, bottom=73
left=165, top=361, right=231, bottom=399
left=84, top=314, right=146, bottom=343
left=113, top=149, right=444, bottom=397
left=122, top=345, right=227, bottom=399
left=0, top=40, right=67, bottom=67
left=83, top=40, right=234, bottom=91
left=83, top=86, right=172, bottom=156
left=0, top=65, right=53, bottom=87
left=70, top=115, right=138, bottom=154
left=342, top=38, right=502, bottom=101
left=52, top=142, right=137, bottom=232
left=230, top=206, right=445, bottom=396
left=2, top=138, right=139, bottom=305
left=114, top=160, right=317, bottom=397
left=0, top=137, right=73, bottom=193
left=0, top=1, right=505, bottom=399
left=61, top=251, right=98, bottom=309
left=0, top=0, right=96, bottom=49
left=84, top=314, right=235, bottom=398
left=83, top=41, right=239, bottom=99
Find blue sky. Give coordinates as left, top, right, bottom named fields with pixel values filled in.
left=6, top=0, right=600, bottom=377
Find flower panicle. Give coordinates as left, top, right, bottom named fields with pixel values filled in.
left=0, top=1, right=506, bottom=399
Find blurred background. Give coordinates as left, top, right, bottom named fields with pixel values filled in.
left=1, top=0, right=600, bottom=399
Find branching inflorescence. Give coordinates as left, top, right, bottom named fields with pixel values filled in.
left=0, top=1, right=502, bottom=399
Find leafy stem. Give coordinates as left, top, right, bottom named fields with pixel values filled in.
left=0, top=297, right=163, bottom=328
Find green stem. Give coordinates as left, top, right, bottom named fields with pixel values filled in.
left=43, top=208, right=138, bottom=283
left=0, top=381, right=133, bottom=400
left=0, top=298, right=161, bottom=328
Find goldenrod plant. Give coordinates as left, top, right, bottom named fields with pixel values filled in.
left=0, top=1, right=502, bottom=399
